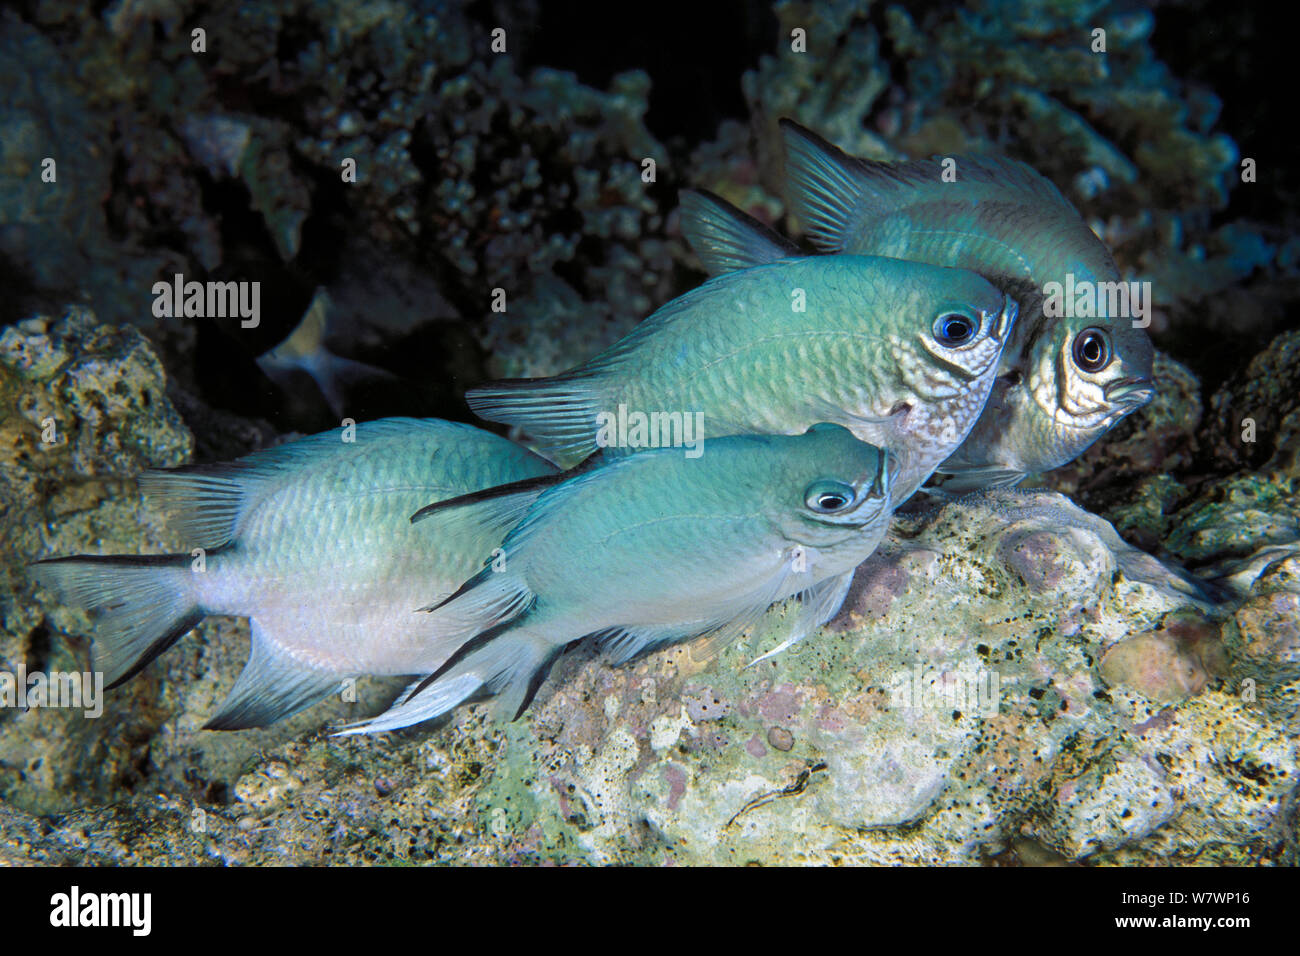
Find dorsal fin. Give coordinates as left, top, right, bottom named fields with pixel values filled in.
left=779, top=120, right=870, bottom=251
left=679, top=189, right=800, bottom=276
left=779, top=119, right=1076, bottom=251
left=143, top=418, right=520, bottom=551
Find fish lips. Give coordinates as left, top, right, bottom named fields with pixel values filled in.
left=991, top=294, right=1019, bottom=345
left=845, top=452, right=894, bottom=523
left=867, top=451, right=894, bottom=502
left=1104, top=376, right=1156, bottom=408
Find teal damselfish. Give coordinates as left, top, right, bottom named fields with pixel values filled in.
left=467, top=253, right=1016, bottom=506
left=343, top=424, right=892, bottom=733
left=679, top=120, right=1155, bottom=492
left=31, top=418, right=557, bottom=729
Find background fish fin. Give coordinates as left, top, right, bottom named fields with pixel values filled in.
left=780, top=119, right=870, bottom=250
left=465, top=376, right=603, bottom=467
left=930, top=465, right=1028, bottom=495
left=30, top=554, right=200, bottom=687
left=782, top=119, right=1079, bottom=250
left=337, top=626, right=560, bottom=733
left=264, top=287, right=330, bottom=363
left=679, top=189, right=800, bottom=275
left=747, top=569, right=855, bottom=668
left=297, top=350, right=403, bottom=419
left=204, top=620, right=344, bottom=730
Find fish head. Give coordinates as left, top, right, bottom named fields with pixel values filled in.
left=1013, top=311, right=1155, bottom=470
left=774, top=424, right=893, bottom=548
left=893, top=263, right=1018, bottom=406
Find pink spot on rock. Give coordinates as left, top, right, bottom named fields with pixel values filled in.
left=834, top=550, right=911, bottom=624
left=997, top=530, right=1073, bottom=593
left=663, top=764, right=686, bottom=810
left=758, top=684, right=802, bottom=723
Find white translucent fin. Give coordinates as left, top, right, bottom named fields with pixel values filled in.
left=746, top=569, right=855, bottom=668
left=204, top=620, right=343, bottom=730
left=30, top=555, right=199, bottom=687
left=928, top=465, right=1028, bottom=496
left=685, top=551, right=813, bottom=663
left=337, top=627, right=559, bottom=733
left=678, top=189, right=799, bottom=276
left=595, top=621, right=703, bottom=665
left=417, top=564, right=536, bottom=645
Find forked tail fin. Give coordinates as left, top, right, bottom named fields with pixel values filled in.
left=29, top=555, right=200, bottom=687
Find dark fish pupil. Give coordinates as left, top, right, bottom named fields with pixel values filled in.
left=820, top=494, right=845, bottom=509
left=1074, top=328, right=1110, bottom=371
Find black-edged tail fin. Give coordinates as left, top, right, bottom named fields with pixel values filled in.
left=29, top=554, right=200, bottom=687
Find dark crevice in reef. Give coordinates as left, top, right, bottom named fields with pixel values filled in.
left=516, top=0, right=777, bottom=145
left=1152, top=0, right=1297, bottom=227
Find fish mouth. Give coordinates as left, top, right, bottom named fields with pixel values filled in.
left=1105, top=377, right=1156, bottom=407
left=990, top=294, right=1019, bottom=344
left=863, top=452, right=896, bottom=502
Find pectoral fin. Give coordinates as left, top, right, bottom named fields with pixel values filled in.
left=928, top=465, right=1028, bottom=496
left=746, top=569, right=855, bottom=668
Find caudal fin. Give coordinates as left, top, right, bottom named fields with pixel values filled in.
left=30, top=555, right=200, bottom=687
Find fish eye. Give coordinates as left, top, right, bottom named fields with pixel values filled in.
left=933, top=311, right=979, bottom=346
left=804, top=479, right=857, bottom=514
left=1072, top=327, right=1112, bottom=373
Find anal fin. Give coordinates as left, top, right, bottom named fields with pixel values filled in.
left=204, top=620, right=345, bottom=730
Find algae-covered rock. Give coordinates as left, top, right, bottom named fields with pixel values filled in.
left=0, top=308, right=191, bottom=813
left=1207, top=329, right=1300, bottom=479
left=436, top=490, right=1293, bottom=865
